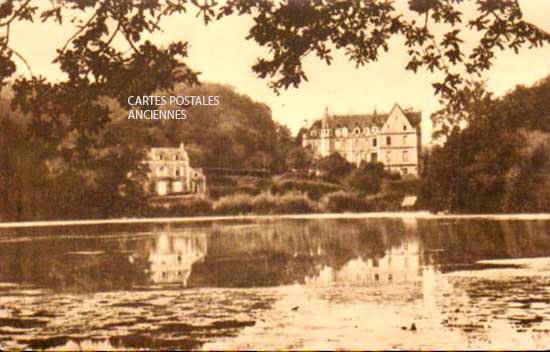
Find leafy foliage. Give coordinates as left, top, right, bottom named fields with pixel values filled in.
left=0, top=92, right=149, bottom=221
left=1, top=0, right=549, bottom=122
left=346, top=161, right=385, bottom=195
left=316, top=153, right=355, bottom=183
left=144, top=83, right=295, bottom=172
left=421, top=75, right=550, bottom=213
left=215, top=0, right=550, bottom=106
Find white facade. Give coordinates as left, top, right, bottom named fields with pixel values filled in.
left=303, top=104, right=422, bottom=176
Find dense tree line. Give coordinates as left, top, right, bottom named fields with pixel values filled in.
left=144, top=83, right=295, bottom=171
left=421, top=76, right=550, bottom=213
left=0, top=83, right=296, bottom=221
left=0, top=91, right=150, bottom=221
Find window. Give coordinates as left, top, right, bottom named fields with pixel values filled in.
left=174, top=154, right=180, bottom=160
left=403, top=135, right=407, bottom=145
left=386, top=136, right=391, bottom=145
left=403, top=125, right=407, bottom=131
left=371, top=153, right=377, bottom=162
left=402, top=168, right=408, bottom=175
left=373, top=138, right=377, bottom=147
left=354, top=127, right=361, bottom=136
left=157, top=166, right=167, bottom=176
left=386, top=151, right=391, bottom=163
left=157, top=153, right=164, bottom=161
left=403, top=150, right=408, bottom=162
left=311, top=130, right=316, bottom=137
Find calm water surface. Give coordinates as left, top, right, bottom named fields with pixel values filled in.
left=1, top=216, right=550, bottom=350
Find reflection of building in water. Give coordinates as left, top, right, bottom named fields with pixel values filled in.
left=148, top=233, right=207, bottom=286
left=305, top=237, right=421, bottom=285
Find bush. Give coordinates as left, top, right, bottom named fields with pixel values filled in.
left=316, top=153, right=355, bottom=182
left=272, top=179, right=342, bottom=200
left=146, top=197, right=213, bottom=217
left=320, top=191, right=369, bottom=212
left=209, top=184, right=260, bottom=199
left=206, top=175, right=237, bottom=186
left=213, top=193, right=255, bottom=215
left=346, top=162, right=385, bottom=195
left=364, top=193, right=403, bottom=212
left=384, top=171, right=402, bottom=180
left=174, top=197, right=213, bottom=216
left=385, top=178, right=421, bottom=195
left=275, top=192, right=317, bottom=214
left=251, top=192, right=278, bottom=214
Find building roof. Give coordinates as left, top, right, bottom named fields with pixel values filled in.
left=329, top=113, right=388, bottom=128
left=148, top=143, right=189, bottom=161
left=305, top=105, right=421, bottom=133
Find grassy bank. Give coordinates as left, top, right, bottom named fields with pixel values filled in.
left=144, top=172, right=421, bottom=217
left=146, top=189, right=416, bottom=217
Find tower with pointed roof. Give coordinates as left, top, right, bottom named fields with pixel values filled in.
left=320, top=106, right=334, bottom=156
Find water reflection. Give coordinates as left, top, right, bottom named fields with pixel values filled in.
left=1, top=217, right=550, bottom=349
left=148, top=233, right=207, bottom=286
left=305, top=236, right=421, bottom=286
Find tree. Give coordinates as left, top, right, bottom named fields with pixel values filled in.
left=1, top=1, right=549, bottom=121
left=144, top=82, right=293, bottom=172
left=286, top=146, right=313, bottom=170
left=316, top=153, right=354, bottom=183
left=347, top=161, right=385, bottom=195
left=420, top=75, right=550, bottom=213
left=0, top=90, right=150, bottom=221
left=215, top=0, right=550, bottom=107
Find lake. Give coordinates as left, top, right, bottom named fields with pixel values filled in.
left=1, top=215, right=550, bottom=350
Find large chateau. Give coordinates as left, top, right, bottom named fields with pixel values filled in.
left=302, top=104, right=422, bottom=176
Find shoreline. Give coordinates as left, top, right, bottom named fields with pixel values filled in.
left=2, top=211, right=550, bottom=228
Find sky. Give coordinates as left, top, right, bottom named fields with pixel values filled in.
left=8, top=0, right=550, bottom=145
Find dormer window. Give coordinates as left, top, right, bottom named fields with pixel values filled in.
left=157, top=153, right=165, bottom=161
left=363, top=127, right=370, bottom=135
left=174, top=154, right=180, bottom=160
left=311, top=130, right=316, bottom=137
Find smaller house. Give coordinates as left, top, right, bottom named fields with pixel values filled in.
left=146, top=143, right=206, bottom=196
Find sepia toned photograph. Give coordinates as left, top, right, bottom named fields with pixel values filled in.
left=1, top=0, right=550, bottom=350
